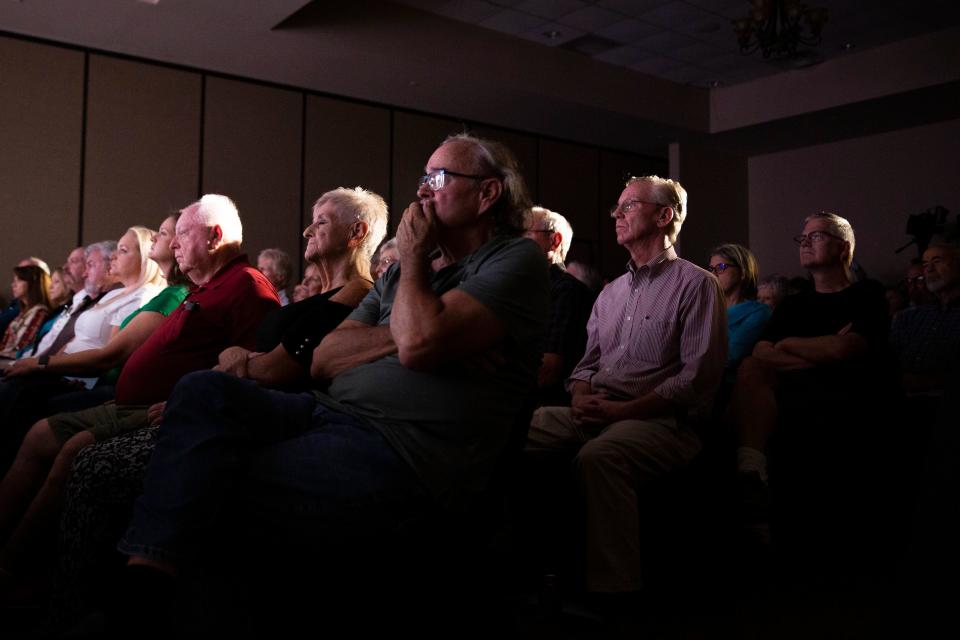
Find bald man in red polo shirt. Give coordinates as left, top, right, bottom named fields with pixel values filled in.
left=16, top=194, right=279, bottom=493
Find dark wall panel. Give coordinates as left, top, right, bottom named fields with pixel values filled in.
left=676, top=143, right=748, bottom=269
left=203, top=76, right=302, bottom=268
left=538, top=140, right=599, bottom=269
left=303, top=95, right=391, bottom=270
left=83, top=55, right=201, bottom=243
left=0, top=37, right=83, bottom=273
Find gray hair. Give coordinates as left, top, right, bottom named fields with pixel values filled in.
left=314, top=187, right=389, bottom=264
left=258, top=248, right=293, bottom=288
left=85, top=240, right=117, bottom=261
left=758, top=274, right=789, bottom=304
left=625, top=175, right=688, bottom=245
left=187, top=194, right=243, bottom=246
left=526, top=206, right=574, bottom=265
left=443, top=133, right=532, bottom=236
left=803, top=211, right=855, bottom=270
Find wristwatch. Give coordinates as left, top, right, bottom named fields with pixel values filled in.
left=38, top=354, right=50, bottom=367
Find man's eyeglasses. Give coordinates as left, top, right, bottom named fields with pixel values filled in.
left=793, top=230, right=844, bottom=246
left=418, top=169, right=485, bottom=191
left=525, top=228, right=554, bottom=234
left=609, top=199, right=666, bottom=217
left=706, top=262, right=737, bottom=274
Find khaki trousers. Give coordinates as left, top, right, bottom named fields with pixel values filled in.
left=527, top=406, right=701, bottom=592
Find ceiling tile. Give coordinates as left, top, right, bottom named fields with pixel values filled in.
left=596, top=0, right=674, bottom=19
left=479, top=8, right=549, bottom=34
left=514, top=0, right=588, bottom=20
left=682, top=0, right=750, bottom=20
left=435, top=1, right=501, bottom=22
left=633, top=1, right=716, bottom=29
left=632, top=30, right=699, bottom=49
left=556, top=5, right=622, bottom=31
left=519, top=21, right=585, bottom=45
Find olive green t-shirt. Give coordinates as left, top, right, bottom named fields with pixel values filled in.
left=316, top=236, right=549, bottom=507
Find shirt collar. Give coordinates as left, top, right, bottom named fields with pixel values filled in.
left=627, top=245, right=677, bottom=278
left=191, top=254, right=249, bottom=294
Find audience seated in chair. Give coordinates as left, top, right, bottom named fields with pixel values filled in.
left=521, top=206, right=594, bottom=407
left=68, top=134, right=548, bottom=634
left=525, top=174, right=726, bottom=608
left=727, top=212, right=891, bottom=565
left=257, top=247, right=293, bottom=306
left=36, top=185, right=390, bottom=628
left=0, top=197, right=279, bottom=601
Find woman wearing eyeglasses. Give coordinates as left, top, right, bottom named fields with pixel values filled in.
left=708, top=243, right=772, bottom=373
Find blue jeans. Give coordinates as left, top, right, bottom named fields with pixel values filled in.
left=118, top=370, right=429, bottom=567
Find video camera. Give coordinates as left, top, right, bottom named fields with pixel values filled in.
left=897, top=205, right=952, bottom=257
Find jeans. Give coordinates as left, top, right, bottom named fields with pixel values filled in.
left=118, top=370, right=429, bottom=567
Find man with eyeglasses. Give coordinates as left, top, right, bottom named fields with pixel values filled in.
left=108, top=133, right=549, bottom=629
left=727, top=211, right=889, bottom=551
left=522, top=206, right=594, bottom=406
left=526, top=175, right=726, bottom=602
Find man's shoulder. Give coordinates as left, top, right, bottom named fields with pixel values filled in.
left=893, top=303, right=936, bottom=326
left=671, top=256, right=715, bottom=282
left=216, top=259, right=277, bottom=296
left=551, top=265, right=591, bottom=294
left=467, top=236, right=548, bottom=280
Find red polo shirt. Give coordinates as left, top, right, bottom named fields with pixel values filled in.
left=114, top=254, right=280, bottom=405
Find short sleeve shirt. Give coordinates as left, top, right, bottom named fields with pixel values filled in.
left=114, top=256, right=280, bottom=405
left=317, top=236, right=550, bottom=505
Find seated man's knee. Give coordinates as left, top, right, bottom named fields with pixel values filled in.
left=20, top=419, right=62, bottom=461
left=575, top=436, right=628, bottom=474
left=737, top=356, right=775, bottom=388
left=58, top=431, right=95, bottom=465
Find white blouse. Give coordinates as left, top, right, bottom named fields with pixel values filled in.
left=64, top=283, right=162, bottom=355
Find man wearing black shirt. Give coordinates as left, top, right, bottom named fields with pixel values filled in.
left=727, top=212, right=889, bottom=548
left=522, top=206, right=594, bottom=406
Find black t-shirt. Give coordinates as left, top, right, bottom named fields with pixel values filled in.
left=540, top=264, right=595, bottom=406
left=255, top=287, right=353, bottom=368
left=761, top=279, right=889, bottom=351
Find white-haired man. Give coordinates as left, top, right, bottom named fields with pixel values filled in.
left=6, top=195, right=281, bottom=472
left=523, top=206, right=594, bottom=405
left=526, top=175, right=727, bottom=600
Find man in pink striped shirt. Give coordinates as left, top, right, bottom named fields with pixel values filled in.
left=527, top=175, right=727, bottom=599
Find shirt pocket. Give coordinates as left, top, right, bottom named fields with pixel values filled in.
left=633, top=320, right=679, bottom=365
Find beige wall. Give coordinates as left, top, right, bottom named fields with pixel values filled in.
left=202, top=76, right=302, bottom=267
left=83, top=55, right=201, bottom=244
left=0, top=38, right=83, bottom=274
left=748, top=119, right=960, bottom=285
left=0, top=34, right=664, bottom=285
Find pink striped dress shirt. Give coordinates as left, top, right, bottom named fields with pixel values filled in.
left=567, top=246, right=727, bottom=412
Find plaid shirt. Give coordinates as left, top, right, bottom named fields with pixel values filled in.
left=890, top=297, right=960, bottom=376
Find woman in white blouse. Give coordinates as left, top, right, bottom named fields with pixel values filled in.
left=62, top=228, right=164, bottom=361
